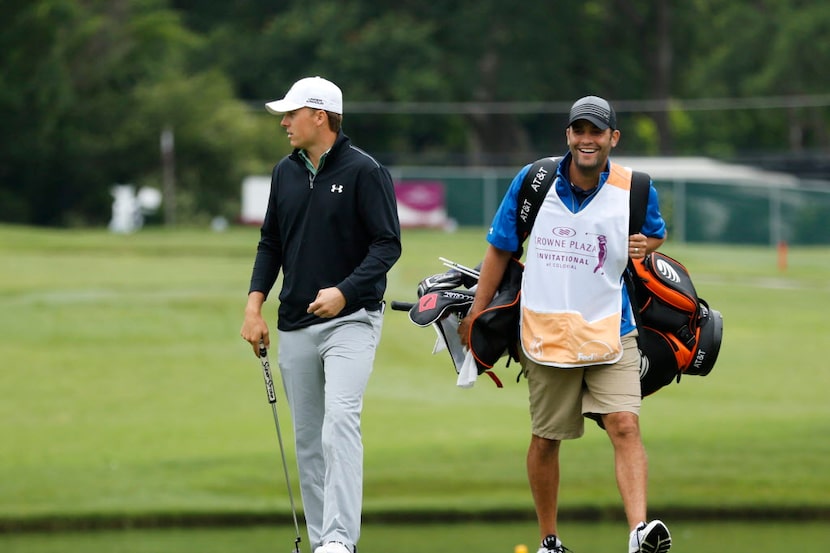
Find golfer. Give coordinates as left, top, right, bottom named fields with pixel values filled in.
left=240, top=76, right=401, bottom=553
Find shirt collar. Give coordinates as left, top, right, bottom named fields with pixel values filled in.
left=556, top=153, right=613, bottom=208
left=558, top=153, right=612, bottom=187
left=298, top=148, right=331, bottom=176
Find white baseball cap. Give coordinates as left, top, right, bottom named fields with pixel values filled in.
left=265, top=76, right=343, bottom=115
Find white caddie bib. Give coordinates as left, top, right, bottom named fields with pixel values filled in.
left=521, top=163, right=633, bottom=368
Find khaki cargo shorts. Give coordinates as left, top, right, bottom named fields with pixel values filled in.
left=523, top=332, right=641, bottom=440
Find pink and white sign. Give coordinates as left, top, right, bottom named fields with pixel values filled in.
left=395, top=180, right=449, bottom=229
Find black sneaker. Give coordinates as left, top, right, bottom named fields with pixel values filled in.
left=629, top=520, right=671, bottom=553
left=536, top=534, right=571, bottom=553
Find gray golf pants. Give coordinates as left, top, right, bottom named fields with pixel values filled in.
left=277, top=308, right=383, bottom=551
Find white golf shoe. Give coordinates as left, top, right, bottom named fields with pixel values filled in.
left=629, top=520, right=672, bottom=553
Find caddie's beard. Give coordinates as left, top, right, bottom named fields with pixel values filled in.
left=572, top=151, right=607, bottom=173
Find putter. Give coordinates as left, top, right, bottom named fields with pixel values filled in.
left=258, top=340, right=302, bottom=553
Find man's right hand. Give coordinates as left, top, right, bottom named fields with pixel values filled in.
left=457, top=313, right=474, bottom=348
left=241, top=292, right=269, bottom=356
left=456, top=245, right=513, bottom=348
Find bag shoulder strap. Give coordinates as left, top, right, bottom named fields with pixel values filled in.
left=625, top=170, right=654, bottom=341
left=629, top=170, right=651, bottom=235
left=517, top=157, right=560, bottom=246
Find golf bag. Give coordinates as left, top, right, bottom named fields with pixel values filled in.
left=405, top=260, right=520, bottom=387
left=465, top=256, right=524, bottom=374
left=626, top=252, right=724, bottom=396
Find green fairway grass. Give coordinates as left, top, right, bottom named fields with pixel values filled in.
left=1, top=224, right=829, bottom=529
left=3, top=521, right=830, bottom=553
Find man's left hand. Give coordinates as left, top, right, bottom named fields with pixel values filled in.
left=628, top=233, right=648, bottom=259
left=308, top=287, right=346, bottom=318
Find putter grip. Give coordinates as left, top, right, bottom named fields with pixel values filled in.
left=391, top=301, right=415, bottom=311
left=258, top=341, right=277, bottom=404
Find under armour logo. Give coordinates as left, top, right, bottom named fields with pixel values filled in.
left=331, top=184, right=343, bottom=193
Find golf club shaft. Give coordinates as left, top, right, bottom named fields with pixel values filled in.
left=259, top=341, right=302, bottom=553
left=438, top=256, right=480, bottom=280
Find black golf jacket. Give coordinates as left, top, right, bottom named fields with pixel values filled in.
left=249, top=131, right=402, bottom=331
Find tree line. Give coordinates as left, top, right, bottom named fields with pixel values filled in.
left=2, top=0, right=828, bottom=226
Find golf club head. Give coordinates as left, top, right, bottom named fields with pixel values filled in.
left=417, top=270, right=464, bottom=297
